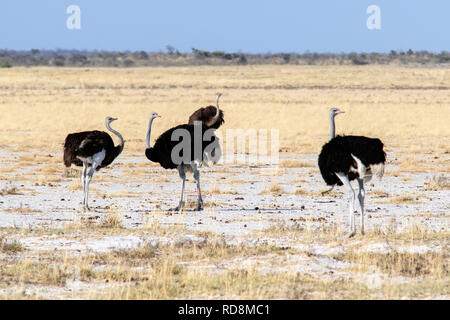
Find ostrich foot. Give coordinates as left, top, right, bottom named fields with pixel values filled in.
left=169, top=201, right=185, bottom=212
left=194, top=202, right=204, bottom=211
left=348, top=231, right=356, bottom=238
left=83, top=205, right=92, bottom=212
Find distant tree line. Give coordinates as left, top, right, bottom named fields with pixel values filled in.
left=0, top=48, right=449, bottom=67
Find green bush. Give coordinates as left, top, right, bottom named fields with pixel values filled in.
left=0, top=61, right=12, bottom=68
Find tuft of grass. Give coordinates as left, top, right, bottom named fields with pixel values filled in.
left=0, top=186, right=23, bottom=195
left=293, top=187, right=308, bottom=195
left=371, top=190, right=389, bottom=198
left=378, top=194, right=419, bottom=204
left=62, top=168, right=80, bottom=178
left=102, top=210, right=124, bottom=229
left=0, top=236, right=25, bottom=253
left=260, top=183, right=285, bottom=195
left=423, top=175, right=450, bottom=191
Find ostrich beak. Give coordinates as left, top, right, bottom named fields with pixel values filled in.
left=336, top=110, right=345, bottom=115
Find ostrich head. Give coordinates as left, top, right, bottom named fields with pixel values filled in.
left=105, top=116, right=118, bottom=123
left=330, top=108, right=344, bottom=118
left=150, top=112, right=161, bottom=119
left=216, top=92, right=222, bottom=100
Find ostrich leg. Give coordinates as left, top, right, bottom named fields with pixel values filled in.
left=170, top=165, right=186, bottom=212
left=84, top=152, right=104, bottom=212
left=84, top=163, right=97, bottom=212
left=357, top=178, right=365, bottom=235
left=81, top=162, right=88, bottom=207
left=191, top=163, right=203, bottom=211
left=336, top=172, right=356, bottom=237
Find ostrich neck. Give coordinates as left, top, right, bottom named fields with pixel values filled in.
left=330, top=114, right=336, bottom=139
left=146, top=117, right=155, bottom=149
left=214, top=96, right=220, bottom=118
left=106, top=121, right=124, bottom=152
left=206, top=96, right=220, bottom=126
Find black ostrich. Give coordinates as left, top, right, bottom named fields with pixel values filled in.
left=188, top=93, right=224, bottom=129
left=63, top=116, right=124, bottom=211
left=145, top=112, right=221, bottom=211
left=318, top=108, right=386, bottom=237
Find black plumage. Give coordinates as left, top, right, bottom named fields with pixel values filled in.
left=146, top=123, right=219, bottom=169
left=318, top=135, right=386, bottom=186
left=64, top=130, right=122, bottom=170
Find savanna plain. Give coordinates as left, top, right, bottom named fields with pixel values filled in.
left=0, top=65, right=448, bottom=299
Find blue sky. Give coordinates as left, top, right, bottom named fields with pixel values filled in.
left=0, top=1, right=449, bottom=53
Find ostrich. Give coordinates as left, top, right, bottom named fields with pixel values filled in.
left=188, top=93, right=224, bottom=129
left=63, top=116, right=124, bottom=211
left=318, top=108, right=386, bottom=237
left=145, top=112, right=220, bottom=211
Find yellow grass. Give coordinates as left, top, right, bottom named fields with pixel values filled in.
left=0, top=222, right=447, bottom=299
left=378, top=194, right=420, bottom=204
left=260, top=183, right=285, bottom=194
left=279, top=160, right=315, bottom=168
left=0, top=66, right=448, bottom=155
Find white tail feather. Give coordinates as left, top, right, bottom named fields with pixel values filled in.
left=351, top=154, right=367, bottom=179
left=351, top=155, right=384, bottom=182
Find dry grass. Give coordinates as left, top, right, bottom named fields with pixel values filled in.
left=279, top=160, right=315, bottom=168
left=0, top=220, right=447, bottom=299
left=0, top=66, right=449, bottom=155
left=334, top=250, right=448, bottom=278
left=377, top=194, right=420, bottom=205
left=62, top=168, right=80, bottom=178
left=371, top=190, right=389, bottom=198
left=1, top=221, right=447, bottom=299
left=102, top=210, right=124, bottom=229
left=0, top=236, right=25, bottom=253
left=0, top=186, right=23, bottom=196
left=260, top=183, right=285, bottom=195
left=423, top=175, right=450, bottom=191
left=2, top=207, right=41, bottom=214
left=293, top=187, right=309, bottom=195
